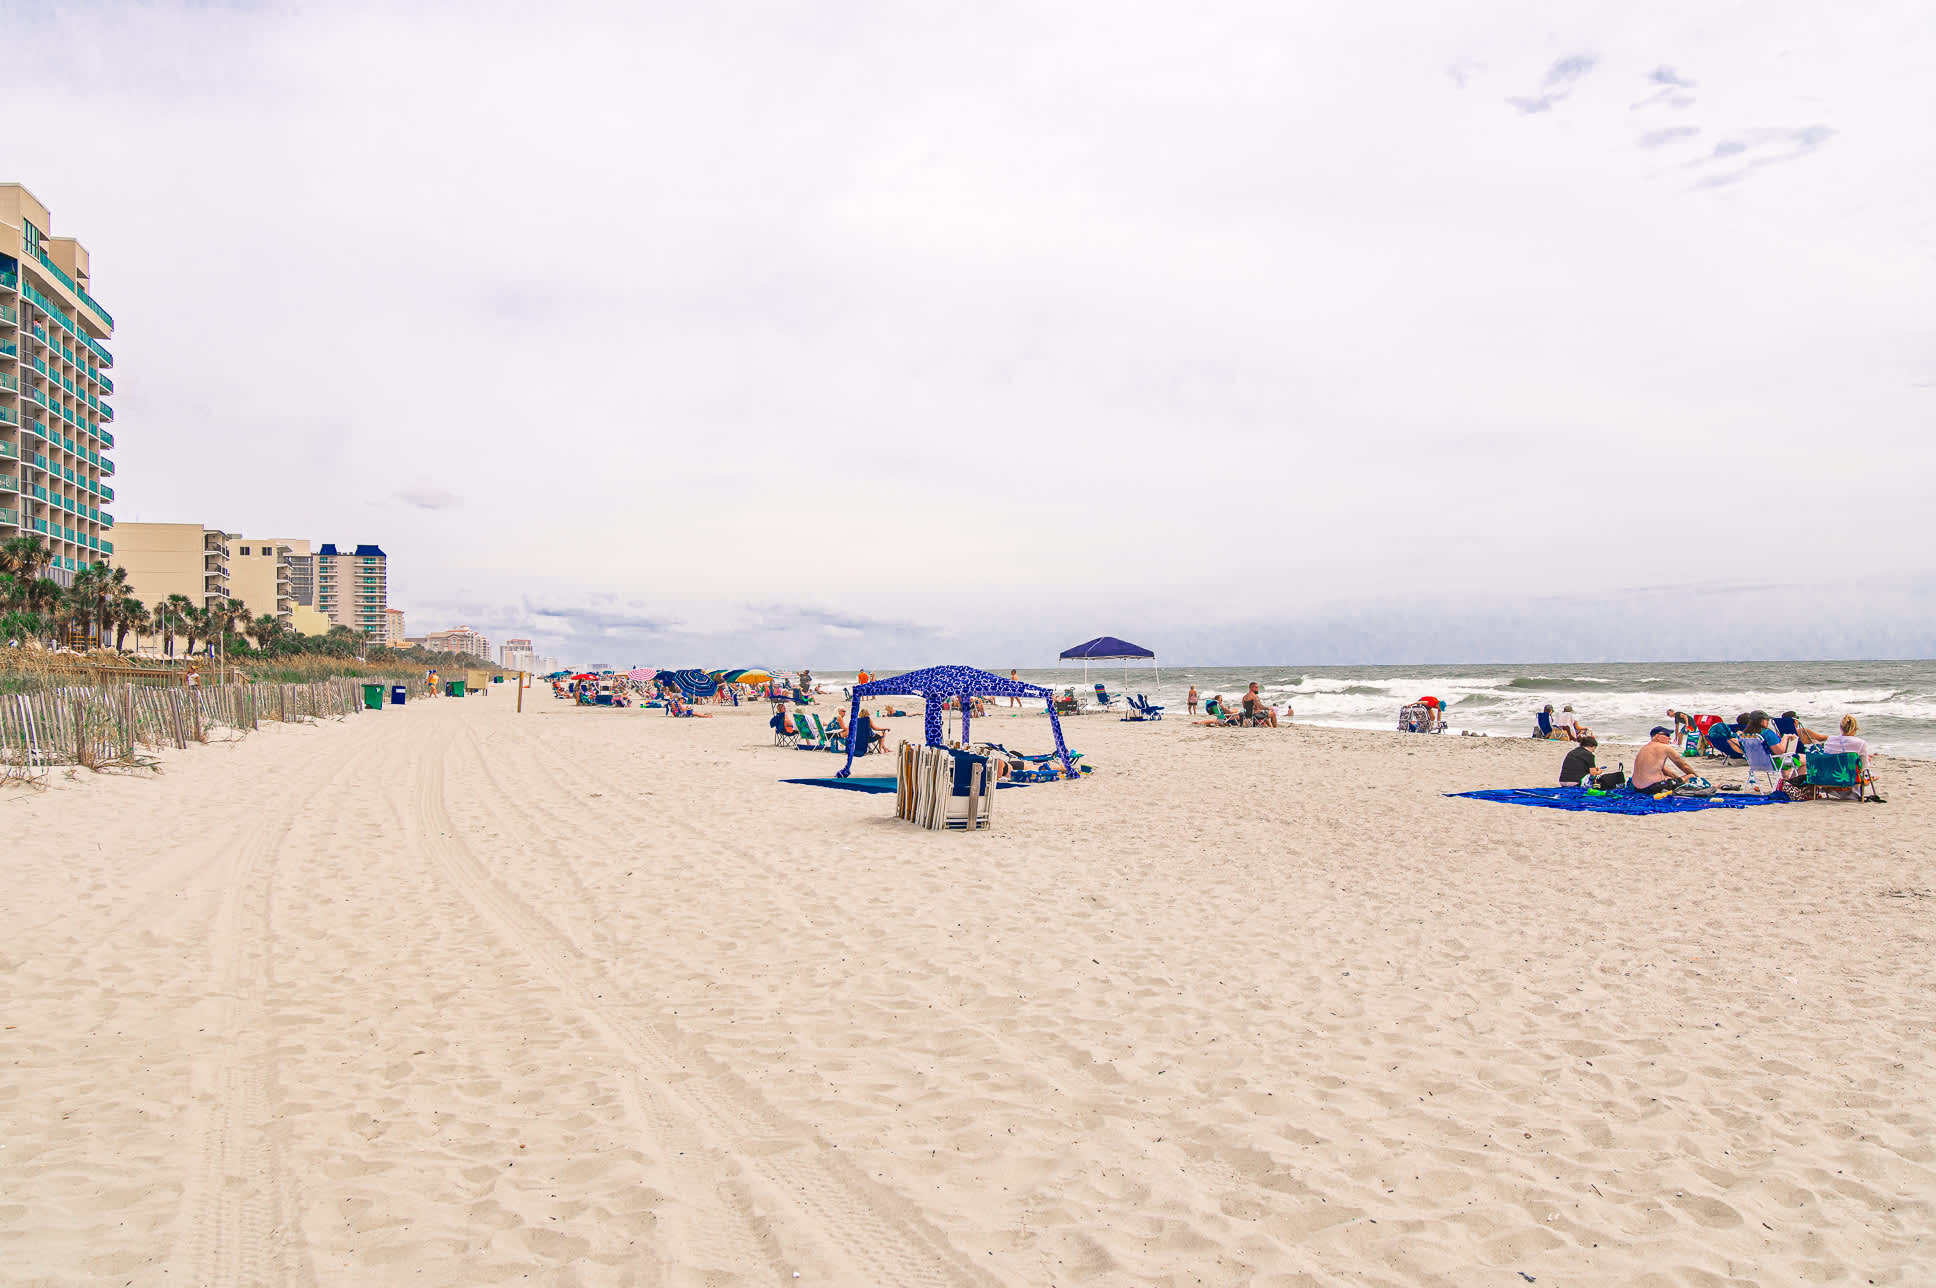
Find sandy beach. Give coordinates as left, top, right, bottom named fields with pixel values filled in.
left=3, top=694, right=1932, bottom=1286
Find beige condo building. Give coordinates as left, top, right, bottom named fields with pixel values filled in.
left=227, top=538, right=296, bottom=626
left=0, top=183, right=117, bottom=585
left=110, top=522, right=233, bottom=613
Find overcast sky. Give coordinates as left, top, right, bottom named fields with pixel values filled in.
left=8, top=1, right=1933, bottom=665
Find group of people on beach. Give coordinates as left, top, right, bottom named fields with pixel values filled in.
left=1558, top=706, right=1875, bottom=796
left=1186, top=683, right=1290, bottom=728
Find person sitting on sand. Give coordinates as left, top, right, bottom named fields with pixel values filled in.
left=1560, top=735, right=1609, bottom=787
left=1553, top=704, right=1584, bottom=741
left=1242, top=683, right=1278, bottom=727
left=1631, top=726, right=1699, bottom=793
left=769, top=702, right=792, bottom=736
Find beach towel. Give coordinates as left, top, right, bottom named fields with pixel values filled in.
left=1448, top=787, right=1784, bottom=815
left=782, top=776, right=1029, bottom=794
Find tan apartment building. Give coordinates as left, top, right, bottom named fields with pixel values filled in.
left=315, top=543, right=387, bottom=638
left=0, top=184, right=117, bottom=586
left=426, top=625, right=490, bottom=660
left=384, top=607, right=406, bottom=647
left=227, top=538, right=295, bottom=626
left=110, top=522, right=232, bottom=613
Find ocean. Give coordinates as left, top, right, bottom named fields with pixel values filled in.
left=830, top=661, right=1936, bottom=760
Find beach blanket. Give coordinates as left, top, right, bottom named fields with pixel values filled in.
left=1448, top=787, right=1784, bottom=815
left=782, top=776, right=1030, bottom=794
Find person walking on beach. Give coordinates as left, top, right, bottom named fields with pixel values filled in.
left=1631, top=726, right=1698, bottom=793
left=1009, top=669, right=1023, bottom=707
left=1187, top=685, right=1198, bottom=716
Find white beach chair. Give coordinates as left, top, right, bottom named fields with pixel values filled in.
left=1741, top=736, right=1785, bottom=795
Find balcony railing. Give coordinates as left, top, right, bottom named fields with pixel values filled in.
left=0, top=508, right=16, bottom=527
left=100, top=459, right=114, bottom=476
left=99, top=484, right=113, bottom=501
left=31, top=249, right=114, bottom=328
left=0, top=372, right=15, bottom=392
left=0, top=406, right=15, bottom=424
left=0, top=304, right=14, bottom=325
left=0, top=475, right=15, bottom=492
left=100, top=404, right=113, bottom=422
left=0, top=271, right=16, bottom=289
left=97, top=428, right=113, bottom=448
left=0, top=441, right=13, bottom=459
left=98, top=373, right=112, bottom=394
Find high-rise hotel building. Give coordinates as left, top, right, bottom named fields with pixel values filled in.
left=0, top=184, right=115, bottom=585
left=315, top=543, right=388, bottom=638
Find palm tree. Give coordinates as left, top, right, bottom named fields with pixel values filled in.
left=66, top=563, right=124, bottom=649
left=1, top=608, right=43, bottom=646
left=109, top=596, right=151, bottom=652
left=159, top=594, right=195, bottom=658
left=0, top=535, right=51, bottom=586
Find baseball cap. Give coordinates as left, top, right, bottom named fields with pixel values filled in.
left=1649, top=725, right=1672, bottom=737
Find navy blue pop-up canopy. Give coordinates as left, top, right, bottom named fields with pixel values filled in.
left=1060, top=636, right=1155, bottom=660
left=836, top=665, right=1074, bottom=780
left=1058, top=636, right=1160, bottom=695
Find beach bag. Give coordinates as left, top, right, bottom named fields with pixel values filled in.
left=1674, top=776, right=1715, bottom=798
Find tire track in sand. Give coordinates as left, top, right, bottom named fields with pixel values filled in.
left=416, top=722, right=1002, bottom=1287
left=163, top=740, right=363, bottom=1285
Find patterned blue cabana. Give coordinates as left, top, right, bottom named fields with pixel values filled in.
left=836, top=665, right=1076, bottom=780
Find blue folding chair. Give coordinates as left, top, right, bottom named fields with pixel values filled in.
left=1092, top=683, right=1118, bottom=710
left=1533, top=710, right=1555, bottom=738
left=1703, top=722, right=1747, bottom=760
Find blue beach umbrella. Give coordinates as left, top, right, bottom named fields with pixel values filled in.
left=674, top=668, right=718, bottom=698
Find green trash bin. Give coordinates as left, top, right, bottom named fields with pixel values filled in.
left=362, top=682, right=384, bottom=710
left=446, top=680, right=466, bottom=698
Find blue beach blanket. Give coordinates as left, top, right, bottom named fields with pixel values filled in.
left=782, top=776, right=1031, bottom=794
left=1448, top=787, right=1784, bottom=815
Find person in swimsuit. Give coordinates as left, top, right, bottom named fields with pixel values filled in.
left=1631, top=726, right=1698, bottom=792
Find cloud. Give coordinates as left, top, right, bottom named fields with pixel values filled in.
left=1649, top=65, right=1697, bottom=89
left=1690, top=125, right=1837, bottom=189
left=1632, top=66, right=1699, bottom=111
left=1505, top=52, right=1599, bottom=114
left=394, top=488, right=462, bottom=510
left=1446, top=57, right=1483, bottom=89
left=1637, top=126, right=1701, bottom=149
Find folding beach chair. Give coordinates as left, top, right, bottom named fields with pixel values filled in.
left=1533, top=710, right=1555, bottom=738
left=1773, top=716, right=1799, bottom=740
left=814, top=714, right=847, bottom=753
left=1741, top=736, right=1790, bottom=795
left=773, top=713, right=799, bottom=747
left=1092, top=683, right=1118, bottom=711
left=790, top=712, right=822, bottom=749
left=1131, top=694, right=1165, bottom=720
left=1796, top=750, right=1881, bottom=802
left=1702, top=722, right=1747, bottom=762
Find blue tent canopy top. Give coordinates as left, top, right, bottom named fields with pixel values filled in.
left=838, top=664, right=1074, bottom=780
left=1060, top=636, right=1155, bottom=660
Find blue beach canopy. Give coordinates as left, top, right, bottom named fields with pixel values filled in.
left=1059, top=636, right=1155, bottom=660
left=836, top=664, right=1075, bottom=780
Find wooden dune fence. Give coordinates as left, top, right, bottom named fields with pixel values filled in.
left=0, top=678, right=367, bottom=779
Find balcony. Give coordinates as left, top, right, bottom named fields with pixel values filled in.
left=97, top=428, right=112, bottom=448
left=0, top=440, right=13, bottom=459
left=0, top=270, right=15, bottom=289
left=0, top=475, right=15, bottom=492
left=98, top=373, right=112, bottom=394
left=100, top=459, right=114, bottom=476
left=99, top=484, right=113, bottom=501
left=0, top=407, right=13, bottom=425
left=0, top=508, right=16, bottom=528
left=100, top=404, right=113, bottom=423
left=0, top=304, right=13, bottom=326
left=0, top=372, right=15, bottom=392
left=101, top=513, right=113, bottom=528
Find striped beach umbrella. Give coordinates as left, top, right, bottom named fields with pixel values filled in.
left=674, top=668, right=718, bottom=697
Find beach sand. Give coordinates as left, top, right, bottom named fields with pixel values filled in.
left=3, top=693, right=1931, bottom=1285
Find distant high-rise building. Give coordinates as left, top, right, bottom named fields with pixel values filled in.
left=499, top=637, right=536, bottom=672
left=384, top=607, right=406, bottom=647
left=426, top=625, right=490, bottom=660
left=0, top=183, right=117, bottom=586
left=315, top=543, right=386, bottom=638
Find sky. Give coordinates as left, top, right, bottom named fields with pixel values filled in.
left=7, top=0, right=1933, bottom=666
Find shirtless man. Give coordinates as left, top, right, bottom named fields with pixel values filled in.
left=1631, top=725, right=1698, bottom=792
left=1242, top=683, right=1278, bottom=727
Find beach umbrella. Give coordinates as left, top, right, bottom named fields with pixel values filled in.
left=737, top=669, right=773, bottom=685
left=674, top=668, right=718, bottom=697
left=628, top=668, right=653, bottom=682
left=653, top=669, right=679, bottom=684
left=718, top=668, right=750, bottom=683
